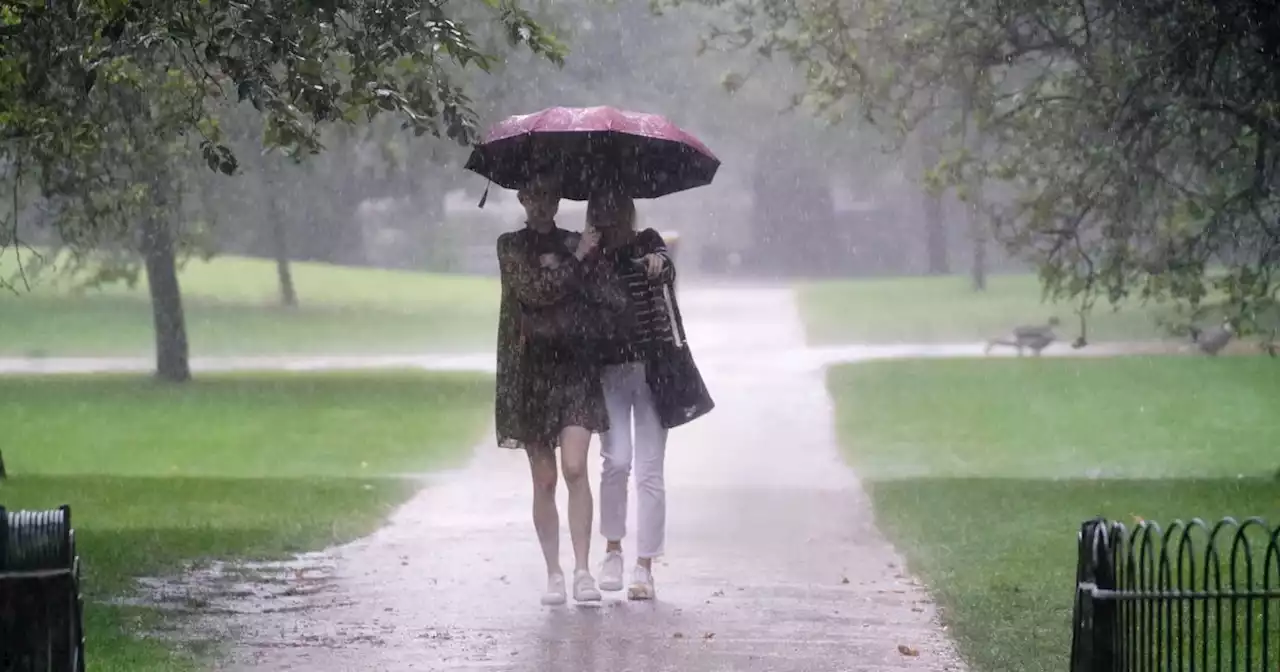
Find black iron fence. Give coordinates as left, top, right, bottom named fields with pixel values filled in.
left=0, top=505, right=85, bottom=672
left=1072, top=516, right=1280, bottom=671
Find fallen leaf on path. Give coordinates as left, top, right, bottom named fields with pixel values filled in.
left=841, top=576, right=850, bottom=584
left=703, top=632, right=716, bottom=640
left=898, top=644, right=920, bottom=657
left=295, top=568, right=324, bottom=582
left=673, top=632, right=685, bottom=639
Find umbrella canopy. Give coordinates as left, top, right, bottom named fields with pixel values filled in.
left=464, top=106, right=720, bottom=202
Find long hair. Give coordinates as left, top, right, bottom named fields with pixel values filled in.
left=588, top=190, right=637, bottom=250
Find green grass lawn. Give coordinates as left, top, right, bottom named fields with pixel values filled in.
left=798, top=274, right=1176, bottom=345
left=0, top=371, right=493, bottom=671
left=0, top=251, right=499, bottom=357
left=826, top=357, right=1280, bottom=672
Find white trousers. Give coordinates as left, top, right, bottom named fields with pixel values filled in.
left=599, top=361, right=669, bottom=559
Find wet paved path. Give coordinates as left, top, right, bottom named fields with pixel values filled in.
left=0, top=340, right=1187, bottom=377
left=203, top=286, right=966, bottom=672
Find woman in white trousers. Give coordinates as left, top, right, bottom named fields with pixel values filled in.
left=585, top=189, right=675, bottom=600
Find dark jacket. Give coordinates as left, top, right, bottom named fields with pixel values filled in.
left=494, top=226, right=622, bottom=449
left=595, top=228, right=713, bottom=429
left=596, top=228, right=676, bottom=366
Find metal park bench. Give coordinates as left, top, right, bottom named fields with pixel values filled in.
left=0, top=505, right=86, bottom=672
left=1071, top=516, right=1280, bottom=671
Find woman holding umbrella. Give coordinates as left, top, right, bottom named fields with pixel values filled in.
left=494, top=171, right=617, bottom=606
left=469, top=106, right=717, bottom=602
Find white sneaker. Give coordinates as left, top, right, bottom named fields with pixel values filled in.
left=627, top=565, right=656, bottom=601
left=541, top=573, right=566, bottom=606
left=599, top=551, right=625, bottom=592
left=573, top=569, right=602, bottom=602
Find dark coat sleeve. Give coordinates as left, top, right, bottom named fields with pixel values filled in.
left=635, top=228, right=676, bottom=284
left=497, top=231, right=583, bottom=309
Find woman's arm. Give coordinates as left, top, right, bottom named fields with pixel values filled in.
left=637, top=229, right=676, bottom=284
left=584, top=256, right=630, bottom=311
left=497, top=232, right=583, bottom=309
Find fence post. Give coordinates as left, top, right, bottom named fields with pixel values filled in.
left=0, top=449, right=7, bottom=479
left=1072, top=518, right=1118, bottom=672
left=0, top=504, right=87, bottom=672
left=1088, top=520, right=1118, bottom=672
left=1070, top=522, right=1093, bottom=672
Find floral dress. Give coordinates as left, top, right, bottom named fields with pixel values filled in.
left=494, top=226, right=617, bottom=450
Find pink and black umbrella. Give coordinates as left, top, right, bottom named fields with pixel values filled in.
left=464, top=106, right=720, bottom=202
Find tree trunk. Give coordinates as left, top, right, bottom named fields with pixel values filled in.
left=969, top=187, right=989, bottom=292
left=961, top=76, right=988, bottom=291
left=269, top=197, right=299, bottom=308
left=914, top=128, right=950, bottom=276
left=971, top=227, right=988, bottom=291
left=273, top=222, right=298, bottom=308
left=141, top=216, right=191, bottom=382
left=923, top=192, right=949, bottom=275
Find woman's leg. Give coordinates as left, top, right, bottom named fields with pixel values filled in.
left=526, top=444, right=565, bottom=604
left=559, top=425, right=601, bottom=601
left=629, top=369, right=669, bottom=600
left=598, top=364, right=635, bottom=590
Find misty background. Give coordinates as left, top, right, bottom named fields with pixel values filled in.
left=6, top=0, right=1013, bottom=294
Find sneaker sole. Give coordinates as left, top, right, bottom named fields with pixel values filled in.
left=626, top=585, right=655, bottom=601
left=574, top=590, right=602, bottom=602
left=599, top=578, right=624, bottom=592
left=541, top=594, right=567, bottom=606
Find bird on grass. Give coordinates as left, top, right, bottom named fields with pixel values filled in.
left=1188, top=319, right=1234, bottom=356
left=984, top=317, right=1061, bottom=357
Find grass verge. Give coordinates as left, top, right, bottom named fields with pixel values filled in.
left=0, top=253, right=499, bottom=357
left=0, top=371, right=493, bottom=671
left=826, top=357, right=1280, bottom=672
left=798, top=274, right=1173, bottom=345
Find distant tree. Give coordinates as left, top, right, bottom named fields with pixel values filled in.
left=1, top=0, right=565, bottom=380
left=670, top=0, right=1280, bottom=341
left=40, top=64, right=212, bottom=382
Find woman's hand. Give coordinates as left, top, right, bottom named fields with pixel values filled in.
left=635, top=253, right=665, bottom=278
left=575, top=226, right=600, bottom=261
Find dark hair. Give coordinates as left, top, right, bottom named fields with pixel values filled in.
left=518, top=172, right=561, bottom=198
left=588, top=191, right=637, bottom=244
